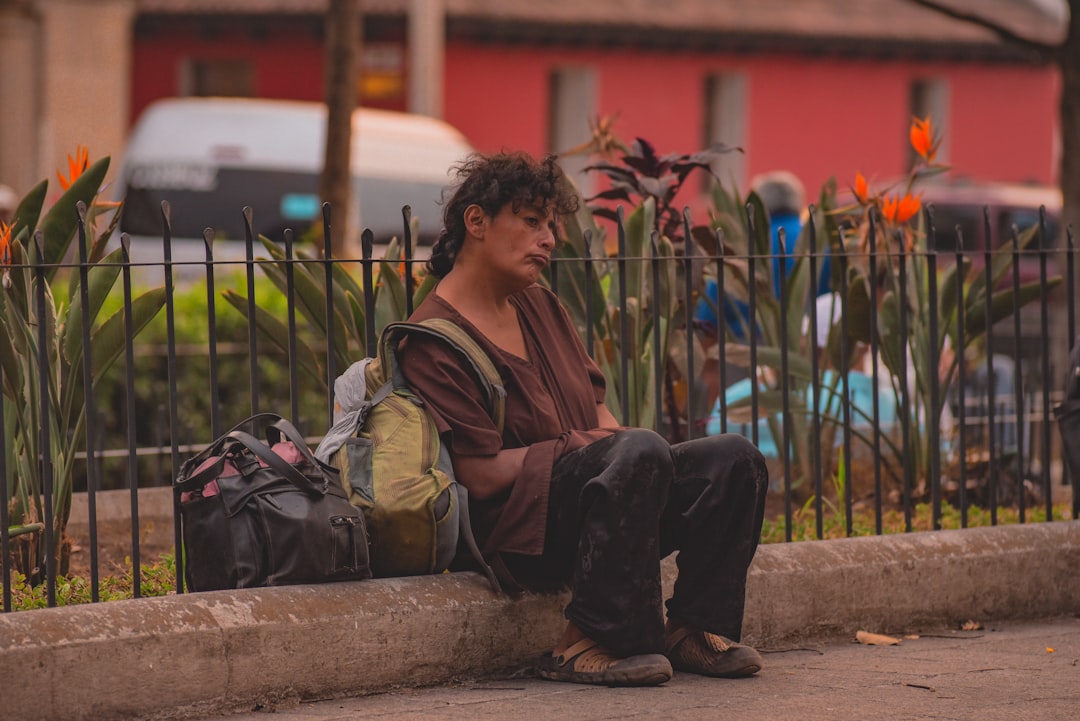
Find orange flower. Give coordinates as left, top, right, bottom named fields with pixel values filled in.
left=910, top=117, right=936, bottom=162
left=0, top=219, right=10, bottom=265
left=57, top=145, right=89, bottom=190
left=853, top=172, right=869, bottom=203
left=881, top=193, right=922, bottom=224
left=897, top=193, right=922, bottom=223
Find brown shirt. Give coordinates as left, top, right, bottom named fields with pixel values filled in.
left=398, top=284, right=612, bottom=557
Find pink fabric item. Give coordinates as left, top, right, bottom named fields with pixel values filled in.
left=180, top=441, right=306, bottom=502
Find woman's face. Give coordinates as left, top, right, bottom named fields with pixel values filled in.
left=478, top=202, right=556, bottom=287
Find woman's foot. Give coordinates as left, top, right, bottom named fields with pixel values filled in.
left=540, top=637, right=672, bottom=686
left=539, top=622, right=672, bottom=687
left=665, top=619, right=763, bottom=678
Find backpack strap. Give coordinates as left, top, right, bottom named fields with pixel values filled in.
left=379, top=319, right=506, bottom=436
left=378, top=319, right=506, bottom=593
left=453, top=484, right=502, bottom=594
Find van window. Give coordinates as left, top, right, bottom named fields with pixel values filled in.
left=181, top=58, right=254, bottom=97
left=116, top=99, right=475, bottom=255
left=927, top=203, right=978, bottom=252
left=996, top=207, right=1057, bottom=251
left=121, top=167, right=446, bottom=246
left=925, top=202, right=1060, bottom=254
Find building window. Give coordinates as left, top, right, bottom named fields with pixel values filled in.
left=703, top=73, right=747, bottom=192
left=361, top=43, right=405, bottom=106
left=909, top=78, right=949, bottom=164
left=180, top=58, right=254, bottom=97
left=548, top=67, right=597, bottom=196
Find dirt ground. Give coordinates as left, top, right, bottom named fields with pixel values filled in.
left=65, top=518, right=176, bottom=580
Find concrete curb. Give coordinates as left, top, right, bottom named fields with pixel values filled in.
left=2, top=521, right=1078, bottom=721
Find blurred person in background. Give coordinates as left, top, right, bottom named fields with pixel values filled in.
left=696, top=171, right=832, bottom=407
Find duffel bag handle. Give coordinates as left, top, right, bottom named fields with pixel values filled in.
left=224, top=429, right=329, bottom=498
left=265, top=417, right=331, bottom=473
left=175, top=412, right=286, bottom=494
left=176, top=413, right=329, bottom=496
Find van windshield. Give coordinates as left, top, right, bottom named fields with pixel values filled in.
left=996, top=207, right=1058, bottom=251
left=926, top=204, right=977, bottom=251
left=120, top=166, right=446, bottom=247
left=927, top=203, right=1059, bottom=253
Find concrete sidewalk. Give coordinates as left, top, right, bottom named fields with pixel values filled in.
left=195, top=616, right=1080, bottom=721
left=2, top=521, right=1079, bottom=720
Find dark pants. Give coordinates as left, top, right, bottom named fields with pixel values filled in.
left=513, top=429, right=768, bottom=657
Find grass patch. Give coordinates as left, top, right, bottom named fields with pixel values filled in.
left=761, top=501, right=1076, bottom=544
left=7, top=554, right=176, bottom=611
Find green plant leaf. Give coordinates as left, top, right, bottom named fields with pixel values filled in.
left=90, top=289, right=166, bottom=385
left=61, top=248, right=124, bottom=365
left=247, top=244, right=313, bottom=317
left=88, top=199, right=124, bottom=263
left=331, top=255, right=367, bottom=302
left=776, top=254, right=811, bottom=352
left=374, top=259, right=408, bottom=335
left=963, top=277, right=1061, bottom=337
left=966, top=225, right=1039, bottom=304
left=221, top=290, right=324, bottom=384
left=10, top=179, right=47, bottom=242
left=413, top=272, right=437, bottom=310
left=842, top=275, right=873, bottom=346
left=0, top=316, right=24, bottom=402
left=346, top=291, right=370, bottom=354
left=744, top=190, right=772, bottom=257
left=937, top=256, right=971, bottom=330
left=279, top=258, right=335, bottom=335
left=37, top=157, right=110, bottom=278
left=628, top=199, right=658, bottom=310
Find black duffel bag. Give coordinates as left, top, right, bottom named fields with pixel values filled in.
left=175, top=413, right=371, bottom=592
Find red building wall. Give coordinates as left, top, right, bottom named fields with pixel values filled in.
left=132, top=33, right=1060, bottom=205
left=131, top=26, right=326, bottom=126
left=948, top=63, right=1058, bottom=184
left=442, top=42, right=1057, bottom=207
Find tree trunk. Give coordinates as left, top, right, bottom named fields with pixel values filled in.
left=320, top=0, right=360, bottom=259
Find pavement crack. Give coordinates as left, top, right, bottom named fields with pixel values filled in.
left=762, top=646, right=826, bottom=655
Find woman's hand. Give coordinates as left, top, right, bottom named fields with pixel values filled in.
left=455, top=403, right=621, bottom=501
left=597, top=402, right=622, bottom=430
left=451, top=447, right=529, bottom=501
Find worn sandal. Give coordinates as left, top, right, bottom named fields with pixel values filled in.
left=539, top=637, right=672, bottom=687
left=666, top=624, right=763, bottom=678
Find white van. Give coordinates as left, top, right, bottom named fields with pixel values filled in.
left=115, top=97, right=475, bottom=261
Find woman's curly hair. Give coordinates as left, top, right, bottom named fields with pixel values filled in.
left=427, top=151, right=580, bottom=278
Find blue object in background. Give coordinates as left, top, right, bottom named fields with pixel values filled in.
left=694, top=212, right=832, bottom=339
left=707, top=369, right=900, bottom=458
left=280, top=192, right=321, bottom=221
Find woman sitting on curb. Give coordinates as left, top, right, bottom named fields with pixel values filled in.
left=397, top=151, right=769, bottom=687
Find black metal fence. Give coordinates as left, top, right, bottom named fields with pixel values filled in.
left=1, top=201, right=1077, bottom=611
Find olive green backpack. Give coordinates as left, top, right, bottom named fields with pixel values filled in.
left=316, top=319, right=504, bottom=591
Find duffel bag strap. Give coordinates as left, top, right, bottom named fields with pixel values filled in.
left=174, top=412, right=285, bottom=493
left=266, top=417, right=331, bottom=472
left=225, top=429, right=329, bottom=498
